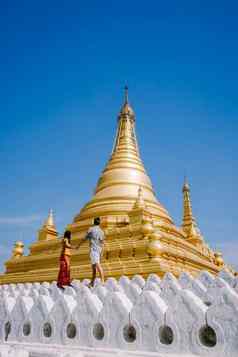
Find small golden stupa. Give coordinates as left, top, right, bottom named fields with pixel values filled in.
left=0, top=88, right=230, bottom=283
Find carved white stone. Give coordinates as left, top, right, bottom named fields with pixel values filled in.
left=0, top=270, right=237, bottom=357
left=130, top=290, right=167, bottom=351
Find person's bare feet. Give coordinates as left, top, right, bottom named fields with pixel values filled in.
left=57, top=285, right=65, bottom=290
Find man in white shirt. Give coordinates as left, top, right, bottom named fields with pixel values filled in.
left=78, top=217, right=105, bottom=287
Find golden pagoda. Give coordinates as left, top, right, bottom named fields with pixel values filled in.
left=0, top=88, right=230, bottom=284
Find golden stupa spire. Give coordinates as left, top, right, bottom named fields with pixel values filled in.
left=182, top=178, right=202, bottom=241
left=112, top=86, right=138, bottom=154
left=74, top=88, right=173, bottom=224
left=182, top=177, right=193, bottom=230
left=43, top=209, right=55, bottom=229
left=38, top=209, right=57, bottom=241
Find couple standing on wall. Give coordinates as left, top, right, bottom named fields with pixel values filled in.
left=57, top=217, right=105, bottom=289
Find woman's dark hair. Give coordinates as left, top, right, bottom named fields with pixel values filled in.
left=64, top=230, right=71, bottom=240
left=94, top=217, right=101, bottom=225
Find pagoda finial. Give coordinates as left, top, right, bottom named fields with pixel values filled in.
left=43, top=208, right=55, bottom=229
left=183, top=175, right=190, bottom=192
left=112, top=88, right=137, bottom=153
left=182, top=178, right=202, bottom=242
left=38, top=209, right=57, bottom=241
left=182, top=177, right=193, bottom=231
left=118, top=85, right=134, bottom=118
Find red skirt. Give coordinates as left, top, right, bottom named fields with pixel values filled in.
left=57, top=254, right=71, bottom=287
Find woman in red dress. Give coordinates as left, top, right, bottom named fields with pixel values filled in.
left=57, top=230, right=73, bottom=289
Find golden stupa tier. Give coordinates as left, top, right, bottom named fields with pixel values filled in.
left=0, top=88, right=230, bottom=284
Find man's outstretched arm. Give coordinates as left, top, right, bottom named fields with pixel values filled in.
left=76, top=231, right=91, bottom=249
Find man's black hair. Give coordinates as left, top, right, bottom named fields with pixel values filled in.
left=94, top=217, right=101, bottom=225
left=64, top=230, right=71, bottom=239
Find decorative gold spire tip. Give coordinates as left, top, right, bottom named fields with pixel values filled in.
left=183, top=176, right=190, bottom=192
left=119, top=85, right=134, bottom=117
left=43, top=209, right=55, bottom=228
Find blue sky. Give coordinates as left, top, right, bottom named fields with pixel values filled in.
left=0, top=1, right=237, bottom=272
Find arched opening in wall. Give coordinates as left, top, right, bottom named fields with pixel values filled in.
left=23, top=322, right=31, bottom=336
left=123, top=324, right=136, bottom=343
left=93, top=323, right=104, bottom=341
left=4, top=322, right=11, bottom=341
left=159, top=325, right=174, bottom=345
left=43, top=322, right=52, bottom=338
left=199, top=325, right=217, bottom=347
left=66, top=323, right=77, bottom=339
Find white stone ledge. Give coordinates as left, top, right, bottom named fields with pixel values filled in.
left=0, top=270, right=237, bottom=357
left=0, top=342, right=199, bottom=357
